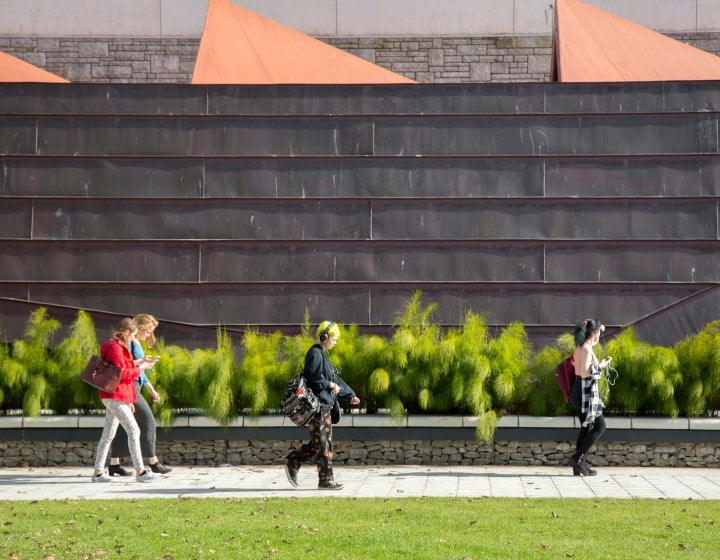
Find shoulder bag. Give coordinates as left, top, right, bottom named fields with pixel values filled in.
left=80, top=343, right=122, bottom=393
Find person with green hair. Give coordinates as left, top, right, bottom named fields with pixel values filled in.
left=284, top=320, right=360, bottom=490
left=569, top=319, right=612, bottom=477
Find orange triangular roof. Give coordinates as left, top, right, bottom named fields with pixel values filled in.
left=192, top=0, right=414, bottom=84
left=0, top=50, right=68, bottom=83
left=553, top=0, right=720, bottom=81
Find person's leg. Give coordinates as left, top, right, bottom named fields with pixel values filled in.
left=131, top=392, right=170, bottom=472
left=315, top=410, right=335, bottom=483
left=112, top=401, right=146, bottom=476
left=571, top=413, right=606, bottom=475
left=576, top=414, right=606, bottom=455
left=284, top=415, right=324, bottom=486
left=93, top=400, right=121, bottom=477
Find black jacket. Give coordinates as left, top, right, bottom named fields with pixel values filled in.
left=304, top=344, right=356, bottom=408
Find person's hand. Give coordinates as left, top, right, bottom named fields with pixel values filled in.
left=350, top=396, right=360, bottom=406
left=330, top=382, right=340, bottom=395
left=150, top=389, right=160, bottom=403
left=600, top=357, right=612, bottom=368
left=139, top=361, right=153, bottom=371
left=128, top=403, right=135, bottom=413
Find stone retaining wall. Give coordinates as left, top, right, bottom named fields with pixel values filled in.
left=3, top=415, right=719, bottom=468
left=2, top=438, right=719, bottom=469
left=2, top=32, right=719, bottom=83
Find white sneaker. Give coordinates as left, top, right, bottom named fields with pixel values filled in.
left=91, top=471, right=115, bottom=483
left=136, top=470, right=158, bottom=482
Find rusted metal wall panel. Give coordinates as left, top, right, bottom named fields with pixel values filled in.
left=34, top=116, right=374, bottom=157
left=0, top=157, right=204, bottom=197
left=374, top=114, right=719, bottom=157
left=2, top=83, right=719, bottom=349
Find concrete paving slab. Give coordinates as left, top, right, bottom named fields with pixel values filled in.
left=1, top=465, right=720, bottom=501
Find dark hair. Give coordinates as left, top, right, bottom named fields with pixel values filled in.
left=573, top=319, right=602, bottom=347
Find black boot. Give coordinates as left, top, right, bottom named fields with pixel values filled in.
left=108, top=464, right=131, bottom=477
left=580, top=455, right=597, bottom=476
left=569, top=453, right=591, bottom=476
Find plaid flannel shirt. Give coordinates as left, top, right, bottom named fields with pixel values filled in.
left=581, top=363, right=604, bottom=426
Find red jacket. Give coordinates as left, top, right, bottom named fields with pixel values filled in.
left=98, top=338, right=139, bottom=403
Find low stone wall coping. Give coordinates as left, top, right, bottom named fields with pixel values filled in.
left=517, top=416, right=575, bottom=428
left=4, top=414, right=719, bottom=430
left=688, top=418, right=720, bottom=430
left=631, top=417, right=691, bottom=430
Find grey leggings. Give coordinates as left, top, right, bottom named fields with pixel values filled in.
left=94, top=399, right=144, bottom=471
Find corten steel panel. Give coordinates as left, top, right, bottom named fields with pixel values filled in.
left=368, top=284, right=711, bottom=326
left=0, top=299, right=243, bottom=350
left=663, top=81, right=720, bottom=113
left=544, top=82, right=664, bottom=114
left=18, top=283, right=371, bottom=325
left=0, top=200, right=32, bottom=238
left=545, top=155, right=720, bottom=197
left=546, top=241, right=720, bottom=283
left=30, top=199, right=371, bottom=240
left=373, top=114, right=719, bottom=156
left=631, top=286, right=720, bottom=347
left=36, top=116, right=374, bottom=157
left=0, top=241, right=199, bottom=282
left=204, top=157, right=543, bottom=198
left=200, top=241, right=544, bottom=282
left=0, top=157, right=204, bottom=197
left=371, top=199, right=718, bottom=240
left=0, top=83, right=207, bottom=115
left=0, top=117, right=36, bottom=155
left=207, top=83, right=545, bottom=115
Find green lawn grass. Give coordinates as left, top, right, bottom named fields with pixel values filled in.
left=2, top=497, right=718, bottom=560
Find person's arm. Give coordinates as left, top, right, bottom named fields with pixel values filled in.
left=143, top=381, right=160, bottom=402
left=335, top=376, right=360, bottom=406
left=304, top=347, right=332, bottom=393
left=104, top=341, right=139, bottom=383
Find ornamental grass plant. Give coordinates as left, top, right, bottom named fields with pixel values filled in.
left=3, top=292, right=720, bottom=433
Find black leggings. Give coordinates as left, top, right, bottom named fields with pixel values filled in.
left=575, top=413, right=606, bottom=456
left=110, top=387, right=157, bottom=459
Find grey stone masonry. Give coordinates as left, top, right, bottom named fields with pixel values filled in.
left=2, top=438, right=719, bottom=468
left=1, top=32, right=719, bottom=83
left=0, top=36, right=200, bottom=83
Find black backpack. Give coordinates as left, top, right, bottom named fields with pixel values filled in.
left=281, top=373, right=320, bottom=426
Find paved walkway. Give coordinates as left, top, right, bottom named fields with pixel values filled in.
left=2, top=465, right=720, bottom=501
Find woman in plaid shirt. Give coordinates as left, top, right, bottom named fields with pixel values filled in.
left=570, top=319, right=612, bottom=476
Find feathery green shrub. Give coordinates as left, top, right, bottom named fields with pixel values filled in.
left=674, top=321, right=720, bottom=416
left=4, top=297, right=720, bottom=437
left=51, top=310, right=99, bottom=413
left=604, top=328, right=680, bottom=416
left=2, top=308, right=61, bottom=416
left=525, top=332, right=575, bottom=416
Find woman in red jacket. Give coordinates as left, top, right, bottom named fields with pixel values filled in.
left=91, top=318, right=157, bottom=483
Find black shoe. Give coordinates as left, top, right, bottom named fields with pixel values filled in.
left=318, top=480, right=343, bottom=490
left=284, top=463, right=299, bottom=488
left=580, top=456, right=598, bottom=476
left=569, top=454, right=591, bottom=477
left=150, top=462, right=172, bottom=474
left=108, top=464, right=131, bottom=477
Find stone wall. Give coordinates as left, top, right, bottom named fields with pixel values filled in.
left=3, top=438, right=719, bottom=469
left=3, top=32, right=719, bottom=84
